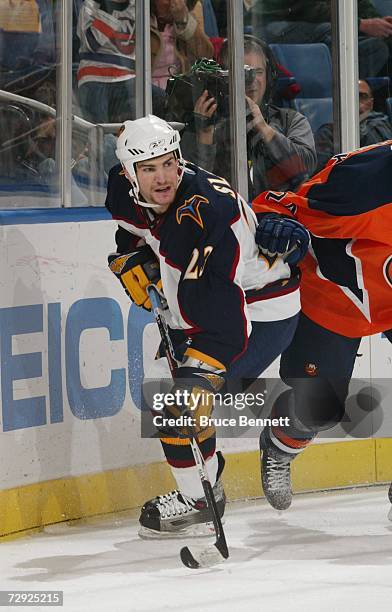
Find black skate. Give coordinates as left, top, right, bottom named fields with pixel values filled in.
left=260, top=427, right=295, bottom=511
left=388, top=482, right=392, bottom=521
left=138, top=452, right=226, bottom=538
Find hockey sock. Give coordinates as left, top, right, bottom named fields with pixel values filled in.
left=159, top=433, right=217, bottom=499
left=270, top=389, right=315, bottom=456
left=171, top=452, right=219, bottom=500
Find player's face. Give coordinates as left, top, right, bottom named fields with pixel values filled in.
left=244, top=50, right=267, bottom=105
left=136, top=152, right=179, bottom=212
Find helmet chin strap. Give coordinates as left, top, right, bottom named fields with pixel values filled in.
left=129, top=189, right=165, bottom=211
left=128, top=181, right=167, bottom=212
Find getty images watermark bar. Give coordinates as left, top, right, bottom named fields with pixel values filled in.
left=0, top=591, right=63, bottom=606
left=140, top=377, right=392, bottom=439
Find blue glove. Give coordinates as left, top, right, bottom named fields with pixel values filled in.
left=256, top=214, right=310, bottom=266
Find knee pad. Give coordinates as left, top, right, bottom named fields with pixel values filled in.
left=291, top=378, right=345, bottom=432
left=273, top=382, right=345, bottom=435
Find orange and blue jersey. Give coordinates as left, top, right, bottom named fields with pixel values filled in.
left=253, top=140, right=392, bottom=338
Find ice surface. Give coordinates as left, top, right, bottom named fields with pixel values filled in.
left=1, top=487, right=392, bottom=611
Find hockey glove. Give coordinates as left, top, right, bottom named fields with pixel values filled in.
left=157, top=366, right=225, bottom=440
left=256, top=213, right=310, bottom=266
left=108, top=245, right=162, bottom=311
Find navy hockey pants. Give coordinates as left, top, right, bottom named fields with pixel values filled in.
left=226, top=314, right=299, bottom=379
left=278, top=312, right=392, bottom=434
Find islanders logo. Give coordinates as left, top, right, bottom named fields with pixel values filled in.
left=176, top=195, right=209, bottom=229
left=305, top=363, right=318, bottom=376
left=383, top=255, right=392, bottom=288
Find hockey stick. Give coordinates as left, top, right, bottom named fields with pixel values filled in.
left=147, top=284, right=229, bottom=569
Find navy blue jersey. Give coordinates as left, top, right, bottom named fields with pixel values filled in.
left=106, top=161, right=300, bottom=369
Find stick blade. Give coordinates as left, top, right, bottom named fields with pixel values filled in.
left=180, top=541, right=229, bottom=569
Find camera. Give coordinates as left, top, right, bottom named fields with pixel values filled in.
left=166, top=58, right=256, bottom=124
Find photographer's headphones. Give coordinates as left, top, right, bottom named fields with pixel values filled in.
left=218, top=34, right=278, bottom=102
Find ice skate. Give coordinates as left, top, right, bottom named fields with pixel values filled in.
left=260, top=427, right=295, bottom=511
left=138, top=453, right=226, bottom=538
left=388, top=482, right=392, bottom=521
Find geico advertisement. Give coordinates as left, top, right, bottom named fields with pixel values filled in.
left=0, top=222, right=169, bottom=488
left=0, top=298, right=153, bottom=432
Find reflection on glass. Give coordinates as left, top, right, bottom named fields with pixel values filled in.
left=245, top=0, right=334, bottom=175
left=72, top=0, right=137, bottom=206
left=314, top=78, right=392, bottom=172
left=246, top=0, right=392, bottom=173
left=167, top=35, right=316, bottom=197
left=75, top=0, right=136, bottom=124
left=248, top=0, right=390, bottom=79
left=150, top=0, right=217, bottom=169
left=0, top=0, right=58, bottom=208
left=70, top=123, right=118, bottom=207
left=220, top=36, right=316, bottom=196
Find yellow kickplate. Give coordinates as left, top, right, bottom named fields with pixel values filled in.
left=375, top=438, right=392, bottom=482
left=222, top=440, right=377, bottom=499
left=1, top=439, right=390, bottom=539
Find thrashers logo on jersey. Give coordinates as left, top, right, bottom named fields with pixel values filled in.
left=176, top=195, right=209, bottom=229
left=108, top=253, right=132, bottom=274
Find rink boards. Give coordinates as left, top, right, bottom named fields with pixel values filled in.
left=0, top=212, right=391, bottom=538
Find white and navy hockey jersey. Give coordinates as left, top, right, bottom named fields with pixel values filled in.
left=105, top=161, right=300, bottom=369
left=77, top=0, right=135, bottom=87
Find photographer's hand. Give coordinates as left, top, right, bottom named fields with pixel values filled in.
left=194, top=90, right=217, bottom=145
left=246, top=95, right=275, bottom=144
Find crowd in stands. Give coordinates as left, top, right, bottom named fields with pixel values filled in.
left=0, top=0, right=391, bottom=206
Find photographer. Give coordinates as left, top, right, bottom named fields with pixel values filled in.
left=177, top=36, right=317, bottom=197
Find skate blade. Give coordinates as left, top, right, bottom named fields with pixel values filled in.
left=138, top=521, right=218, bottom=540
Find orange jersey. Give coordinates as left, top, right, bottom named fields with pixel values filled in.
left=253, top=141, right=392, bottom=337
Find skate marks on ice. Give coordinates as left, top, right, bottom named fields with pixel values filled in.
left=0, top=488, right=391, bottom=612
left=229, top=487, right=392, bottom=567
left=10, top=520, right=224, bottom=583
left=6, top=487, right=392, bottom=584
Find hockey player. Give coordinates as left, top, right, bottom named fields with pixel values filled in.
left=105, top=114, right=309, bottom=537
left=253, top=140, right=392, bottom=512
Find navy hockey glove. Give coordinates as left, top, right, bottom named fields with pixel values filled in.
left=156, top=366, right=225, bottom=439
left=256, top=213, right=310, bottom=266
left=108, top=245, right=161, bottom=311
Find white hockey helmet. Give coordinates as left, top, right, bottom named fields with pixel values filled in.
left=115, top=114, right=184, bottom=209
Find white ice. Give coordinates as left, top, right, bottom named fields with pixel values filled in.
left=1, top=487, right=392, bottom=612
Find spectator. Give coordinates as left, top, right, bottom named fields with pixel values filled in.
left=76, top=0, right=167, bottom=123
left=76, top=0, right=137, bottom=123
left=210, top=0, right=254, bottom=37
left=0, top=0, right=56, bottom=98
left=0, top=104, right=37, bottom=183
left=248, top=0, right=392, bottom=78
left=0, top=0, right=55, bottom=70
left=179, top=36, right=316, bottom=197
left=314, top=79, right=392, bottom=171
left=150, top=0, right=214, bottom=90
